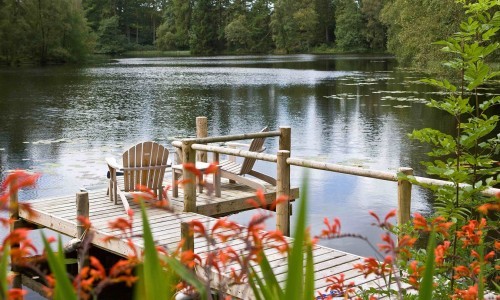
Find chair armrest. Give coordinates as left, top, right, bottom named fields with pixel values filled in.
left=106, top=157, right=122, bottom=170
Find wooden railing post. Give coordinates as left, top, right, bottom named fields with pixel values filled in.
left=279, top=126, right=291, bottom=152
left=182, top=141, right=197, bottom=212
left=276, top=150, right=291, bottom=236
left=398, top=167, right=413, bottom=226
left=196, top=116, right=208, bottom=163
left=181, top=222, right=194, bottom=252
left=76, top=191, right=89, bottom=272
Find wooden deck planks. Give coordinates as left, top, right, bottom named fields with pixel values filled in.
left=18, top=180, right=399, bottom=299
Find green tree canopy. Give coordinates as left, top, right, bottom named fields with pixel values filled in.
left=0, top=0, right=94, bottom=64
left=334, top=0, right=367, bottom=52
left=271, top=0, right=319, bottom=53
left=380, top=0, right=463, bottom=70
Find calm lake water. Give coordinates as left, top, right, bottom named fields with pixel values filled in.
left=1, top=54, right=460, bottom=259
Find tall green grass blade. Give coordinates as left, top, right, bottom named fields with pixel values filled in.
left=164, top=256, right=207, bottom=300
left=139, top=201, right=172, bottom=299
left=41, top=233, right=77, bottom=300
left=418, top=230, right=436, bottom=300
left=248, top=269, right=264, bottom=300
left=258, top=251, right=283, bottom=298
left=477, top=243, right=484, bottom=300
left=284, top=180, right=308, bottom=300
left=249, top=265, right=275, bottom=300
left=304, top=241, right=315, bottom=300
left=0, top=245, right=10, bottom=299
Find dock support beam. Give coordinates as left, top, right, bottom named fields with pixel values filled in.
left=397, top=167, right=413, bottom=226
left=276, top=150, right=291, bottom=236
left=196, top=116, right=208, bottom=163
left=182, top=141, right=197, bottom=212
left=9, top=176, right=22, bottom=290
left=76, top=191, right=89, bottom=272
left=181, top=222, right=194, bottom=252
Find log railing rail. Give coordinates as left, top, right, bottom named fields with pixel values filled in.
left=173, top=117, right=500, bottom=240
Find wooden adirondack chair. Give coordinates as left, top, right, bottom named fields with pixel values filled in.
left=219, top=127, right=276, bottom=191
left=106, top=141, right=169, bottom=211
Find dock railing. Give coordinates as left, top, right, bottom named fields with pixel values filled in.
left=173, top=117, right=500, bottom=237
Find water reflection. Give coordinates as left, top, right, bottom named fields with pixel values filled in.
left=0, top=55, right=471, bottom=257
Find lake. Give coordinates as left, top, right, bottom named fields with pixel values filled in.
left=0, top=54, right=455, bottom=258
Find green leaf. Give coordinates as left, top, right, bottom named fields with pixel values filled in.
left=41, top=233, right=78, bottom=300
left=304, top=241, right=315, bottom=300
left=284, top=178, right=309, bottom=300
left=258, top=251, right=283, bottom=298
left=0, top=245, right=10, bottom=299
left=138, top=201, right=175, bottom=300
left=164, top=256, right=207, bottom=299
left=418, top=230, right=436, bottom=300
left=248, top=269, right=264, bottom=300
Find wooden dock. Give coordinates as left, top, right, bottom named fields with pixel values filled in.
left=16, top=174, right=393, bottom=299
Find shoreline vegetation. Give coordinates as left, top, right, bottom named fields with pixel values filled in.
left=0, top=0, right=470, bottom=73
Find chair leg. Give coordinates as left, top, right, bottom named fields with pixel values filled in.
left=214, top=166, right=221, bottom=197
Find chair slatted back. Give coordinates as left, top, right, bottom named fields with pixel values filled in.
left=239, top=127, right=269, bottom=175
left=122, top=141, right=169, bottom=193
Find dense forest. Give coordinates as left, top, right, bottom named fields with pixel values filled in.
left=0, top=0, right=465, bottom=69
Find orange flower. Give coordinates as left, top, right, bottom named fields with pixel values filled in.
left=190, top=219, right=206, bottom=237
left=108, top=217, right=133, bottom=233
left=324, top=273, right=355, bottom=296
left=8, top=288, right=27, bottom=300
left=412, top=213, right=429, bottom=231
left=319, top=217, right=341, bottom=238
left=369, top=209, right=396, bottom=229
left=89, top=256, right=106, bottom=279
left=180, top=250, right=201, bottom=269
left=263, top=230, right=289, bottom=254
left=453, top=265, right=471, bottom=279
left=203, top=162, right=219, bottom=175
left=353, top=256, right=392, bottom=278
left=397, top=235, right=417, bottom=257
left=457, top=218, right=486, bottom=247
left=1, top=170, right=40, bottom=193
left=413, top=213, right=453, bottom=237
left=408, top=260, right=424, bottom=288
left=477, top=202, right=499, bottom=214
left=77, top=216, right=92, bottom=230
left=246, top=189, right=267, bottom=208
left=132, top=184, right=157, bottom=202
left=435, top=241, right=450, bottom=266
left=453, top=284, right=478, bottom=300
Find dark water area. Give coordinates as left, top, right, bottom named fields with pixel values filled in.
left=1, top=55, right=478, bottom=266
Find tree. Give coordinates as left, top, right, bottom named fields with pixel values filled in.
left=189, top=0, right=219, bottom=54
left=380, top=0, right=463, bottom=70
left=247, top=0, right=273, bottom=52
left=0, top=0, right=29, bottom=64
left=95, top=16, right=127, bottom=54
left=225, top=14, right=252, bottom=50
left=19, top=0, right=93, bottom=64
left=361, top=0, right=386, bottom=51
left=271, top=0, right=318, bottom=53
left=334, top=0, right=366, bottom=51
left=156, top=0, right=191, bottom=50
left=314, top=0, right=335, bottom=45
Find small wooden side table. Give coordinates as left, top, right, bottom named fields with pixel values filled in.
left=171, top=162, right=221, bottom=198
